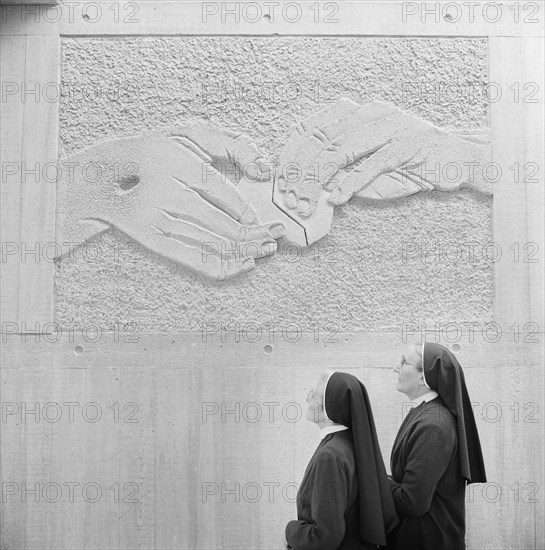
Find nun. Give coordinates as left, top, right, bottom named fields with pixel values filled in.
left=284, top=370, right=398, bottom=550
left=389, top=342, right=487, bottom=550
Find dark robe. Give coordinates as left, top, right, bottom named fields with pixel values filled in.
left=286, top=430, right=378, bottom=550
left=388, top=397, right=466, bottom=550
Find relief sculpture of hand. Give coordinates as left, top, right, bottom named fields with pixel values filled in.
left=275, top=98, right=491, bottom=243
left=56, top=124, right=285, bottom=280
left=57, top=101, right=492, bottom=275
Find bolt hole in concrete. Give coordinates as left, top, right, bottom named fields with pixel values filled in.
left=452, top=344, right=461, bottom=352
left=264, top=344, right=273, bottom=355
left=118, top=174, right=140, bottom=190
left=443, top=6, right=457, bottom=21
left=74, top=345, right=84, bottom=355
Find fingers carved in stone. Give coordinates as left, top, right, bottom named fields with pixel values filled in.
left=56, top=132, right=285, bottom=279
left=170, top=123, right=270, bottom=182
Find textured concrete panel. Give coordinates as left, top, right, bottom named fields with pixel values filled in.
left=57, top=37, right=492, bottom=330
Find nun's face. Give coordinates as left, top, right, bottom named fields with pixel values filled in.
left=394, top=345, right=426, bottom=399
left=306, top=377, right=327, bottom=424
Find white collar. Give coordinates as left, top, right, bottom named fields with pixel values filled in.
left=319, top=424, right=348, bottom=440
left=407, top=391, right=439, bottom=409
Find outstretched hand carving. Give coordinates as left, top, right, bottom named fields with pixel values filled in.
left=56, top=124, right=286, bottom=280
left=274, top=98, right=491, bottom=243
left=56, top=99, right=492, bottom=279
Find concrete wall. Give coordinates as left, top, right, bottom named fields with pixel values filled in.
left=2, top=19, right=543, bottom=550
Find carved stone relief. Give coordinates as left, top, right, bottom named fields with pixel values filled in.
left=56, top=99, right=492, bottom=280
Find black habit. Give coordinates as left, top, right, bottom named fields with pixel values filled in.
left=286, top=372, right=398, bottom=550
left=388, top=343, right=486, bottom=550
left=286, top=430, right=376, bottom=550
left=389, top=397, right=466, bottom=550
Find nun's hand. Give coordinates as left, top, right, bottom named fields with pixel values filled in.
left=56, top=124, right=285, bottom=280
left=276, top=98, right=491, bottom=217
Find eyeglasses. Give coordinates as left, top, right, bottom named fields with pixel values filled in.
left=399, top=358, right=422, bottom=370
left=307, top=389, right=324, bottom=403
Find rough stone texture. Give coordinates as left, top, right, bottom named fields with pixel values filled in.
left=56, top=37, right=492, bottom=330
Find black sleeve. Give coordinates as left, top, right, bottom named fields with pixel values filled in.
left=285, top=449, right=348, bottom=550
left=390, top=423, right=455, bottom=517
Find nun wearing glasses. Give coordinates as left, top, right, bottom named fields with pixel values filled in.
left=389, top=342, right=487, bottom=550
left=284, top=370, right=398, bottom=550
